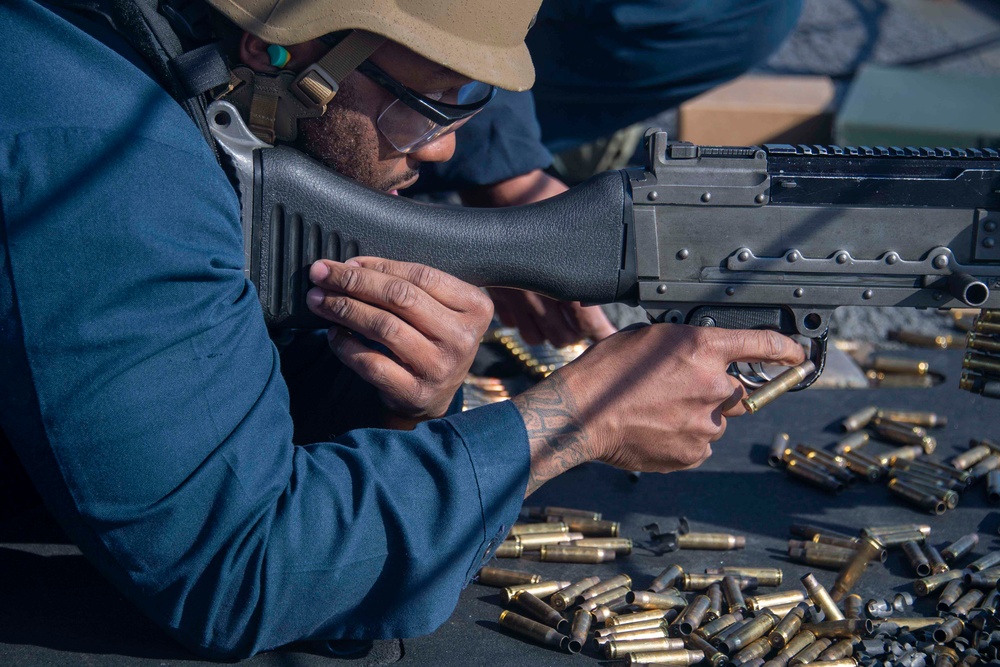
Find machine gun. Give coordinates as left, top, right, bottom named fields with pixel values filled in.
left=207, top=101, right=1000, bottom=395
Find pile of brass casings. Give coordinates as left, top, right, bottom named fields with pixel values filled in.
left=767, top=406, right=1000, bottom=514
left=960, top=310, right=1000, bottom=399
left=479, top=518, right=1000, bottom=667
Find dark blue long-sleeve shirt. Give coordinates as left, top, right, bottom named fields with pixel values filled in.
left=0, top=0, right=529, bottom=658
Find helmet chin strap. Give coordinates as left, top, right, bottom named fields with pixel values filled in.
left=222, top=30, right=386, bottom=143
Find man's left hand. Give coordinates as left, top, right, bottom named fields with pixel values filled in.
left=306, top=257, right=494, bottom=422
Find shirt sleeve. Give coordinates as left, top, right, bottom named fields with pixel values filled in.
left=414, top=90, right=554, bottom=191
left=0, top=122, right=529, bottom=659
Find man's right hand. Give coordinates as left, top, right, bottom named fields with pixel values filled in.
left=511, top=324, right=806, bottom=496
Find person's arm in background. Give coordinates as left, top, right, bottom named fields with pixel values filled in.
left=413, top=90, right=617, bottom=348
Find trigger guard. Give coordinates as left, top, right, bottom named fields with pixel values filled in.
left=729, top=331, right=828, bottom=391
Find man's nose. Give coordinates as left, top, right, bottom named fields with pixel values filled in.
left=409, top=131, right=457, bottom=163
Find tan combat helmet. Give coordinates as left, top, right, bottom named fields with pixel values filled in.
left=204, top=0, right=541, bottom=92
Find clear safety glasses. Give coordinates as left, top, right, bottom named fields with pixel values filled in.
left=355, top=60, right=496, bottom=154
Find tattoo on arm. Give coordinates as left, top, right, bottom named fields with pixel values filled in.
left=512, top=373, right=593, bottom=496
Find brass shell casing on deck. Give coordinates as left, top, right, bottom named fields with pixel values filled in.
left=604, top=637, right=685, bottom=659
left=802, top=573, right=844, bottom=621
left=830, top=534, right=884, bottom=602
left=914, top=569, right=967, bottom=597
left=550, top=576, right=602, bottom=611
left=540, top=545, right=614, bottom=563
left=746, top=590, right=806, bottom=612
left=567, top=608, right=591, bottom=654
left=476, top=566, right=541, bottom=587
left=648, top=565, right=684, bottom=593
left=510, top=590, right=569, bottom=633
left=768, top=604, right=806, bottom=649
left=676, top=533, right=746, bottom=551
left=624, top=649, right=704, bottom=666
left=498, top=609, right=568, bottom=650
left=579, top=574, right=632, bottom=601
left=500, top=580, right=571, bottom=605
left=580, top=586, right=632, bottom=613
left=842, top=406, right=878, bottom=433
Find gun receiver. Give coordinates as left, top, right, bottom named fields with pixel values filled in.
left=207, top=101, right=1000, bottom=391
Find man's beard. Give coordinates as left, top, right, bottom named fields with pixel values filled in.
left=295, top=86, right=418, bottom=193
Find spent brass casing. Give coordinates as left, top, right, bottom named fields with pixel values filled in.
left=477, top=567, right=541, bottom=587
left=832, top=431, right=870, bottom=455
left=742, top=361, right=816, bottom=414
left=681, top=573, right=755, bottom=591
left=843, top=594, right=863, bottom=621
left=767, top=603, right=806, bottom=649
left=580, top=574, right=632, bottom=601
left=875, top=616, right=943, bottom=631
left=746, top=590, right=806, bottom=612
left=871, top=419, right=936, bottom=454
left=607, top=609, right=674, bottom=628
left=708, top=568, right=783, bottom=587
left=934, top=647, right=961, bottom=667
left=840, top=451, right=883, bottom=482
left=802, top=572, right=845, bottom=622
left=942, top=534, right=979, bottom=564
left=967, top=551, right=1000, bottom=572
left=685, top=633, right=727, bottom=667
left=895, top=477, right=959, bottom=510
left=696, top=611, right=743, bottom=640
left=500, top=580, right=571, bottom=605
left=964, top=567, right=1000, bottom=588
left=949, top=589, right=985, bottom=618
left=566, top=537, right=632, bottom=554
left=769, top=433, right=791, bottom=468
left=674, top=595, right=712, bottom=636
left=876, top=409, right=947, bottom=428
left=799, top=619, right=873, bottom=638
left=889, top=329, right=956, bottom=348
left=887, top=479, right=947, bottom=515
left=817, top=638, right=856, bottom=661
left=648, top=565, right=684, bottom=593
left=568, top=608, right=591, bottom=654
left=627, top=591, right=688, bottom=610
left=597, top=626, right=668, bottom=644
left=517, top=532, right=583, bottom=550
left=720, top=610, right=777, bottom=654
left=605, top=637, right=686, bottom=659
left=870, top=355, right=929, bottom=375
left=889, top=466, right=962, bottom=491
left=830, top=534, right=884, bottom=602
left=540, top=545, right=614, bottom=563
left=494, top=541, right=523, bottom=558
left=795, top=444, right=849, bottom=469
left=597, top=619, right=670, bottom=637
left=722, top=575, right=747, bottom=614
left=937, top=579, right=965, bottom=610
left=498, top=609, right=568, bottom=651
left=924, top=543, right=949, bottom=574
left=511, top=590, right=569, bottom=633
left=676, top=533, right=746, bottom=551
left=968, top=331, right=1000, bottom=353
left=866, top=369, right=936, bottom=388
left=876, top=445, right=924, bottom=468
left=705, top=583, right=722, bottom=622
left=934, top=617, right=965, bottom=643
left=509, top=522, right=568, bottom=536
left=914, top=569, right=967, bottom=596
left=812, top=533, right=865, bottom=552
left=902, top=541, right=933, bottom=577
left=624, top=649, right=704, bottom=666
left=842, top=406, right=878, bottom=433
left=784, top=459, right=846, bottom=494
left=773, top=630, right=817, bottom=667
left=952, top=445, right=992, bottom=471
left=580, top=586, right=632, bottom=612
left=788, top=546, right=855, bottom=570
left=733, top=636, right=773, bottom=665
left=550, top=576, right=602, bottom=611
left=788, top=540, right=856, bottom=560
left=969, top=454, right=1000, bottom=481
left=712, top=616, right=754, bottom=647
left=894, top=460, right=972, bottom=488
left=960, top=371, right=1000, bottom=398
left=861, top=527, right=928, bottom=548
left=562, top=517, right=619, bottom=537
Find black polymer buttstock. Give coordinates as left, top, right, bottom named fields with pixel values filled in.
left=252, top=146, right=633, bottom=328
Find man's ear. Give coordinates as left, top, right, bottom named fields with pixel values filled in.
left=240, top=32, right=276, bottom=72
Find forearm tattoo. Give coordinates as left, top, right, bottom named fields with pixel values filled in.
left=512, top=373, right=592, bottom=496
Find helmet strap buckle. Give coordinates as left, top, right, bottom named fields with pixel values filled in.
left=290, top=30, right=387, bottom=111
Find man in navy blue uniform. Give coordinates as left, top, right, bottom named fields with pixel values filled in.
left=0, top=0, right=804, bottom=658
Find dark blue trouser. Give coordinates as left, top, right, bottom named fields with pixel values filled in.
left=417, top=0, right=803, bottom=190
